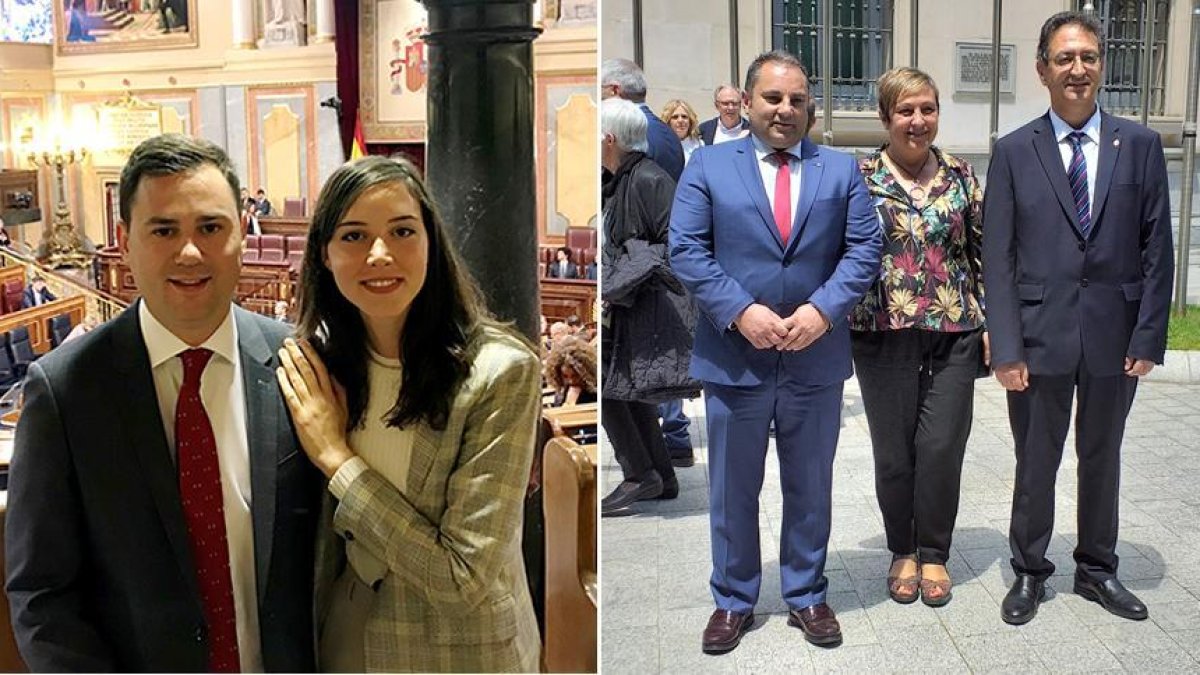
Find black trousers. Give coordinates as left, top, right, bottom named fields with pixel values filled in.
left=601, top=397, right=676, bottom=483
left=1007, top=365, right=1137, bottom=582
left=851, top=328, right=982, bottom=564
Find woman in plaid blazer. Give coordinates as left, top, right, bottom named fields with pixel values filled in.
left=278, top=156, right=542, bottom=672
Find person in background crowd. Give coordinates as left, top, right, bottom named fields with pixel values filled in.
left=255, top=188, right=273, bottom=217
left=601, top=58, right=684, bottom=181
left=22, top=274, right=57, bottom=309
left=983, top=10, right=1174, bottom=626
left=544, top=335, right=598, bottom=407
left=660, top=99, right=704, bottom=165
left=849, top=67, right=987, bottom=608
left=599, top=97, right=692, bottom=517
left=549, top=245, right=578, bottom=279
left=698, top=84, right=750, bottom=146
left=278, top=155, right=542, bottom=671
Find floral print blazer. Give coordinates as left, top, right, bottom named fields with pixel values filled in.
left=849, top=147, right=986, bottom=333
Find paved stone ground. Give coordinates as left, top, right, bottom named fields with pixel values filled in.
left=600, top=378, right=1200, bottom=673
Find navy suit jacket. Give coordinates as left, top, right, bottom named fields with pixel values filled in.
left=639, top=103, right=684, bottom=182
left=698, top=116, right=750, bottom=146
left=670, top=136, right=881, bottom=387
left=982, top=111, right=1174, bottom=377
left=5, top=303, right=323, bottom=672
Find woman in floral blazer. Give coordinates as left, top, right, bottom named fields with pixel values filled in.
left=849, top=68, right=986, bottom=609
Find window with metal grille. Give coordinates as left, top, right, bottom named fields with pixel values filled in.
left=1083, top=0, right=1169, bottom=115
left=772, top=0, right=894, bottom=111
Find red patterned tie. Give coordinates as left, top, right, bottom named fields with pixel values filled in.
left=772, top=151, right=794, bottom=243
left=176, top=348, right=241, bottom=673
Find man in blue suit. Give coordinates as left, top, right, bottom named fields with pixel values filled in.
left=983, top=11, right=1174, bottom=626
left=601, top=58, right=684, bottom=182
left=671, top=50, right=880, bottom=652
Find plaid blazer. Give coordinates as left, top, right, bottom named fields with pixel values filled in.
left=314, top=327, right=542, bottom=672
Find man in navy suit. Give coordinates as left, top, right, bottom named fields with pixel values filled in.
left=698, top=84, right=750, bottom=146
left=983, top=11, right=1174, bottom=626
left=671, top=50, right=880, bottom=652
left=601, top=58, right=684, bottom=181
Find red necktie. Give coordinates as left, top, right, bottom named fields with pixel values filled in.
left=772, top=151, right=794, bottom=243
left=176, top=348, right=241, bottom=673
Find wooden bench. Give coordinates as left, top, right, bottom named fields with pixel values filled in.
left=0, top=296, right=86, bottom=355
left=542, top=436, right=596, bottom=673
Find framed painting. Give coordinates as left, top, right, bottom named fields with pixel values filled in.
left=359, top=0, right=428, bottom=143
left=55, top=0, right=198, bottom=56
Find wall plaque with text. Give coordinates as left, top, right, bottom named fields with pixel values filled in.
left=954, top=42, right=1015, bottom=94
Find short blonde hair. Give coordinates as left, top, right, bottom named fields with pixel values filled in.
left=659, top=99, right=700, bottom=140
left=876, top=67, right=940, bottom=124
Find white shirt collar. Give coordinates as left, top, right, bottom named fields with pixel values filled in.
left=138, top=299, right=239, bottom=369
left=717, top=117, right=743, bottom=132
left=1048, top=106, right=1101, bottom=145
left=750, top=133, right=803, bottom=162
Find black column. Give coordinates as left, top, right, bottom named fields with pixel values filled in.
left=421, top=0, right=541, bottom=341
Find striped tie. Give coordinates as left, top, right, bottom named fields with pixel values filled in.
left=1067, top=131, right=1091, bottom=238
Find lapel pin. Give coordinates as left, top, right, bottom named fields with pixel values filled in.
left=1113, top=138, right=1120, bottom=147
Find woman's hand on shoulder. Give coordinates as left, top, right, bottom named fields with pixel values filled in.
left=276, top=337, right=355, bottom=479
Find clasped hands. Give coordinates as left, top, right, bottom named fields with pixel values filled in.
left=735, top=302, right=829, bottom=351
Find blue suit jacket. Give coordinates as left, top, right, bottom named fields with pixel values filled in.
left=670, top=136, right=881, bottom=387
left=982, top=111, right=1174, bottom=377
left=639, top=104, right=684, bottom=182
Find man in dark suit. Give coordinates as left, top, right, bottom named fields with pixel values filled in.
left=983, top=11, right=1174, bottom=626
left=671, top=50, right=880, bottom=652
left=548, top=245, right=578, bottom=279
left=601, top=58, right=684, bottom=181
left=5, top=134, right=322, bottom=671
left=698, top=84, right=750, bottom=146
left=21, top=275, right=56, bottom=308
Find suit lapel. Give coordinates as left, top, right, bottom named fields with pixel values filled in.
left=1091, top=112, right=1120, bottom=229
left=235, top=307, right=279, bottom=606
left=786, top=139, right=824, bottom=257
left=1032, top=114, right=1085, bottom=236
left=111, top=303, right=203, bottom=605
left=733, top=135, right=785, bottom=249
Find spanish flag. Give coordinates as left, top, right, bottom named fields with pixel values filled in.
left=350, top=115, right=367, bottom=160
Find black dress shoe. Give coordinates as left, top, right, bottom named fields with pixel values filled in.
left=670, top=453, right=696, bottom=468
left=1001, top=575, right=1045, bottom=625
left=1074, top=575, right=1148, bottom=620
left=702, top=609, right=754, bottom=654
left=787, top=603, right=842, bottom=647
left=600, top=471, right=663, bottom=516
left=656, top=475, right=679, bottom=500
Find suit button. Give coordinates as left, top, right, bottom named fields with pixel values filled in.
left=194, top=626, right=205, bottom=642
left=1081, top=279, right=1089, bottom=287
left=344, top=530, right=354, bottom=541
left=1079, top=242, right=1086, bottom=251
left=782, top=259, right=791, bottom=268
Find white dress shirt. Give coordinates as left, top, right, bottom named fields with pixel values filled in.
left=751, top=134, right=803, bottom=221
left=139, top=301, right=262, bottom=673
left=1049, top=106, right=1101, bottom=212
left=713, top=119, right=749, bottom=144
left=681, top=136, right=702, bottom=164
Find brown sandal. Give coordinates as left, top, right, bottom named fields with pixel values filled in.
left=887, top=554, right=920, bottom=604
left=919, top=565, right=953, bottom=607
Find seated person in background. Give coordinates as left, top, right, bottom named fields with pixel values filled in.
left=548, top=245, right=578, bottom=279
left=242, top=197, right=262, bottom=235
left=255, top=188, right=272, bottom=216
left=548, top=320, right=571, bottom=346
left=544, top=335, right=598, bottom=407
left=585, top=260, right=597, bottom=280
left=22, top=275, right=56, bottom=309
left=565, top=314, right=582, bottom=335
left=0, top=218, right=11, bottom=248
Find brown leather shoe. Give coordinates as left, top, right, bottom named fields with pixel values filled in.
left=701, top=609, right=754, bottom=654
left=787, top=602, right=842, bottom=647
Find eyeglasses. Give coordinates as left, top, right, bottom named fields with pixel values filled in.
left=1052, top=51, right=1101, bottom=67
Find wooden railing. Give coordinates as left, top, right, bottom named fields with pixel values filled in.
left=0, top=296, right=87, bottom=354
left=0, top=248, right=128, bottom=324
left=540, top=278, right=596, bottom=325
